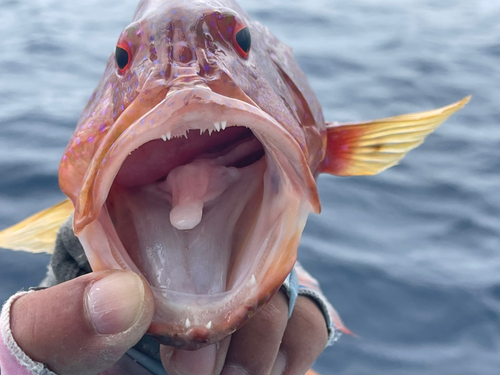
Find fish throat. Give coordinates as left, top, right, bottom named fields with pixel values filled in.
left=108, top=125, right=266, bottom=296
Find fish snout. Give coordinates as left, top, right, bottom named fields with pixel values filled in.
left=166, top=67, right=211, bottom=94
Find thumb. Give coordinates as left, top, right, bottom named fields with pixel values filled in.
left=9, top=270, right=154, bottom=375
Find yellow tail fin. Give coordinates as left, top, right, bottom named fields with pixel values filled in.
left=320, top=96, right=470, bottom=176
left=0, top=199, right=73, bottom=254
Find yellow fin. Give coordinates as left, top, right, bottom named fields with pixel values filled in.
left=320, top=96, right=470, bottom=176
left=0, top=199, right=73, bottom=254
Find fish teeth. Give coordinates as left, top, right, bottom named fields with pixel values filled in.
left=185, top=318, right=191, bottom=328
left=166, top=132, right=171, bottom=140
left=249, top=274, right=256, bottom=287
left=206, top=321, right=212, bottom=329
left=214, top=122, right=220, bottom=132
left=209, top=129, right=213, bottom=136
left=221, top=120, right=227, bottom=130
left=161, top=135, right=167, bottom=141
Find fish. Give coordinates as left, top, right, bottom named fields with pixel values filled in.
left=0, top=0, right=468, bottom=352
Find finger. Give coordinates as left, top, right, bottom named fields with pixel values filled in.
left=10, top=270, right=154, bottom=375
left=279, top=296, right=328, bottom=375
left=160, top=336, right=231, bottom=375
left=220, top=291, right=289, bottom=375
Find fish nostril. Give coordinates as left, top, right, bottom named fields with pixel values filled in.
left=174, top=42, right=194, bottom=64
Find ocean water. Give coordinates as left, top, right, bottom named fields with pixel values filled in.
left=0, top=0, right=499, bottom=374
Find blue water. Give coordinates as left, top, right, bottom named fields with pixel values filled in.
left=1, top=0, right=499, bottom=373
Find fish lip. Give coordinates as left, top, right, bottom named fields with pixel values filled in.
left=73, top=87, right=319, bottom=348
left=73, top=86, right=320, bottom=233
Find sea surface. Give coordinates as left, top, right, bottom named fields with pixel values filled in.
left=0, top=0, right=499, bottom=374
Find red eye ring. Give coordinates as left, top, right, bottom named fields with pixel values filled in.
left=116, top=42, right=132, bottom=75
left=232, top=24, right=251, bottom=59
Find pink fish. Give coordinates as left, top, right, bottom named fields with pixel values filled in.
left=0, top=0, right=468, bottom=352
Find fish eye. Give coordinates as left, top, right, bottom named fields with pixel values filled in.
left=115, top=44, right=132, bottom=74
left=233, top=26, right=251, bottom=59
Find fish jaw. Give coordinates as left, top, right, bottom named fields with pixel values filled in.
left=70, top=87, right=318, bottom=348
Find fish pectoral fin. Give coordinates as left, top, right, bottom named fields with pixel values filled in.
left=0, top=199, right=74, bottom=254
left=320, top=96, right=470, bottom=176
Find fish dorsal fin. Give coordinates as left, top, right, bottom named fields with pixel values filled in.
left=0, top=199, right=74, bottom=254
left=320, top=96, right=470, bottom=176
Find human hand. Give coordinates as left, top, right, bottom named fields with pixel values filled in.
left=7, top=270, right=155, bottom=374
left=6, top=270, right=328, bottom=375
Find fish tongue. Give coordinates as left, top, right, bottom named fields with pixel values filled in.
left=164, top=160, right=241, bottom=230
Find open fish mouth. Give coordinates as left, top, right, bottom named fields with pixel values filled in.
left=73, top=87, right=319, bottom=348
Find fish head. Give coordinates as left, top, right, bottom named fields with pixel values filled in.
left=59, top=0, right=324, bottom=348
